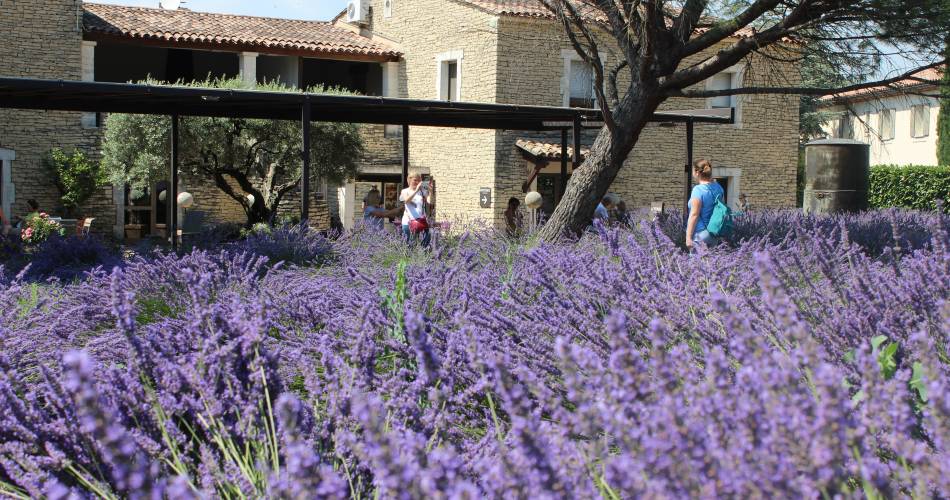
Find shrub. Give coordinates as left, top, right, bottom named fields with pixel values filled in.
left=44, top=148, right=105, bottom=217
left=231, top=224, right=332, bottom=267
left=25, top=235, right=121, bottom=281
left=869, top=164, right=950, bottom=212
left=20, top=213, right=66, bottom=245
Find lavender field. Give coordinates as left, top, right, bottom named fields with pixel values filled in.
left=1, top=209, right=948, bottom=498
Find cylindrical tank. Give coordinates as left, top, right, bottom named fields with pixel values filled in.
left=803, top=139, right=870, bottom=215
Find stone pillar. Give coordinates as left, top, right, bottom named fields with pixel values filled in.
left=338, top=182, right=355, bottom=229
left=80, top=41, right=97, bottom=128
left=382, top=62, right=401, bottom=137
left=113, top=184, right=124, bottom=240
left=239, top=52, right=258, bottom=87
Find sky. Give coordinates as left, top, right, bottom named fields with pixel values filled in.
left=85, top=0, right=351, bottom=21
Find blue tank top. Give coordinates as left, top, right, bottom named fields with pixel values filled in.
left=688, top=182, right=724, bottom=232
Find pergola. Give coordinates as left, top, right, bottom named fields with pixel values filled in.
left=0, top=77, right=734, bottom=247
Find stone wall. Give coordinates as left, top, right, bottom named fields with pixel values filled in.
left=0, top=0, right=116, bottom=236
left=369, top=0, right=500, bottom=226
left=494, top=16, right=800, bottom=218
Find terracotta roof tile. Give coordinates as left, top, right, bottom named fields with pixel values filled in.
left=83, top=3, right=401, bottom=60
left=516, top=138, right=589, bottom=160
left=820, top=67, right=944, bottom=103
left=461, top=0, right=607, bottom=21
left=459, top=1, right=758, bottom=37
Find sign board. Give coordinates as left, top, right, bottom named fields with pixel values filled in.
left=479, top=188, right=491, bottom=208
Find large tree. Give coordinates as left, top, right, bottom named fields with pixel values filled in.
left=536, top=0, right=950, bottom=240
left=102, top=78, right=364, bottom=226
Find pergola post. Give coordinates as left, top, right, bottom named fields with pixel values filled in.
left=560, top=128, right=568, bottom=200
left=572, top=116, right=582, bottom=183
left=170, top=113, right=179, bottom=251
left=301, top=98, right=311, bottom=222
left=401, top=124, right=410, bottom=187
left=683, top=119, right=694, bottom=226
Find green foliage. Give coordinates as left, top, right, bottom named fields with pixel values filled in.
left=101, top=77, right=364, bottom=225
left=869, top=164, right=950, bottom=212
left=938, top=61, right=950, bottom=166
left=44, top=148, right=105, bottom=216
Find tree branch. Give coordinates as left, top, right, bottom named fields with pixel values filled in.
left=662, top=60, right=948, bottom=98
left=681, top=0, right=783, bottom=58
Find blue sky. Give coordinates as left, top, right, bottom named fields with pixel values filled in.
left=85, top=0, right=350, bottom=21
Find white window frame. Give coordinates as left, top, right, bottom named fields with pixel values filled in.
left=435, top=50, right=463, bottom=102
left=383, top=0, right=393, bottom=18
left=0, top=149, right=15, bottom=219
left=911, top=104, right=930, bottom=139
left=712, top=166, right=741, bottom=210
left=560, top=49, right=598, bottom=108
left=879, top=108, right=895, bottom=142
left=704, top=64, right=745, bottom=127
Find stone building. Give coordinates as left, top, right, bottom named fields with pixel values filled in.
left=357, top=0, right=800, bottom=226
left=0, top=0, right=800, bottom=239
left=818, top=68, right=942, bottom=167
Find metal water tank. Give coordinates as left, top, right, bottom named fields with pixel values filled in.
left=803, top=139, right=870, bottom=214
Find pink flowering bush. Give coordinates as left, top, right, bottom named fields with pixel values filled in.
left=20, top=212, right=65, bottom=246
left=0, top=209, right=947, bottom=498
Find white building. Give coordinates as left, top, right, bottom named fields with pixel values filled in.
left=818, top=68, right=943, bottom=166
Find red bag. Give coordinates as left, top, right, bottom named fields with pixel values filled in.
left=408, top=188, right=430, bottom=234
left=409, top=216, right=429, bottom=234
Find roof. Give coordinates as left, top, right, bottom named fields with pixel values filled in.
left=516, top=139, right=590, bottom=160
left=457, top=1, right=757, bottom=37
left=820, top=67, right=944, bottom=104
left=460, top=0, right=607, bottom=21
left=82, top=3, right=401, bottom=62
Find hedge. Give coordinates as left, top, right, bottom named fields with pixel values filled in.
left=869, top=165, right=950, bottom=212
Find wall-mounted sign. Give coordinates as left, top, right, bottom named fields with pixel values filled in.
left=479, top=187, right=491, bottom=208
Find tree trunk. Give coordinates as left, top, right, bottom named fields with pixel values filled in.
left=538, top=90, right=662, bottom=241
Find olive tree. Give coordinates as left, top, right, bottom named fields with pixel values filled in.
left=535, top=0, right=950, bottom=240
left=102, top=78, right=364, bottom=226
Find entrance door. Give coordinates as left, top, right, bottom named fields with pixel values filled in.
left=714, top=176, right=730, bottom=204
left=536, top=173, right=570, bottom=220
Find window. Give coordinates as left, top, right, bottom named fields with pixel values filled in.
left=561, top=50, right=597, bottom=108
left=445, top=62, right=458, bottom=102
left=838, top=114, right=854, bottom=139
left=911, top=105, right=930, bottom=138
left=384, top=0, right=393, bottom=17
left=568, top=59, right=595, bottom=108
left=436, top=51, right=462, bottom=102
left=879, top=109, right=895, bottom=141
left=707, top=72, right=734, bottom=109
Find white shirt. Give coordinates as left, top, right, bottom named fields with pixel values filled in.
left=400, top=187, right=428, bottom=225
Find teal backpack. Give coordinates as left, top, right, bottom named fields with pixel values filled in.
left=706, top=192, right=734, bottom=237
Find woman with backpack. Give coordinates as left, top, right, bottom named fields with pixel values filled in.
left=685, top=159, right=726, bottom=250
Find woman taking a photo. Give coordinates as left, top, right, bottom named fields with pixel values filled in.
left=685, top=159, right=725, bottom=250
left=400, top=170, right=435, bottom=247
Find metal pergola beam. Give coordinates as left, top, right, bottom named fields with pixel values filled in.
left=0, top=77, right=736, bottom=227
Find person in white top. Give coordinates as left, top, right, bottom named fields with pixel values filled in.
left=399, top=170, right=435, bottom=247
